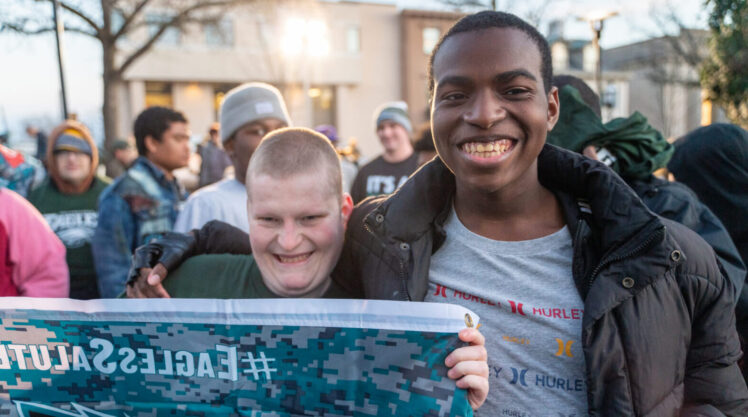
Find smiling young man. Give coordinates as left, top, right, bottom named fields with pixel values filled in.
left=350, top=101, right=419, bottom=204
left=93, top=106, right=190, bottom=298
left=162, top=128, right=352, bottom=299
left=338, top=11, right=746, bottom=415
left=127, top=11, right=747, bottom=415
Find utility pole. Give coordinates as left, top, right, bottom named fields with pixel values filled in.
left=579, top=11, right=619, bottom=96
left=52, top=0, right=69, bottom=119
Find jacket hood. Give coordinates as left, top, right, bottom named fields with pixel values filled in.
left=46, top=120, right=99, bottom=194
left=669, top=123, right=748, bottom=264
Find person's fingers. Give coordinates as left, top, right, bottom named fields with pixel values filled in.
left=459, top=327, right=485, bottom=346
left=583, top=145, right=599, bottom=160
left=126, top=268, right=152, bottom=298
left=140, top=281, right=170, bottom=298
left=455, top=374, right=489, bottom=410
left=147, top=263, right=168, bottom=286
left=445, top=344, right=487, bottom=368
left=447, top=359, right=489, bottom=380
left=127, top=267, right=170, bottom=298
left=150, top=283, right=170, bottom=298
left=138, top=267, right=152, bottom=283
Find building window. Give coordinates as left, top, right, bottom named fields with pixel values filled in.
left=205, top=19, right=234, bottom=47
left=145, top=82, right=173, bottom=108
left=346, top=26, right=360, bottom=54
left=309, top=86, right=336, bottom=127
left=146, top=14, right=181, bottom=46
left=422, top=27, right=440, bottom=55
left=551, top=42, right=569, bottom=72
left=582, top=43, right=597, bottom=73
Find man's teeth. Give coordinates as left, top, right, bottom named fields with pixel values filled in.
left=462, top=140, right=513, bottom=157
left=277, top=253, right=311, bottom=263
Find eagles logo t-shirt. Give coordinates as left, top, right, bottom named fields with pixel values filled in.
left=28, top=177, right=110, bottom=299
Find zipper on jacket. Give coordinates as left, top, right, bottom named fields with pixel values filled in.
left=364, top=219, right=411, bottom=301
left=586, top=225, right=666, bottom=290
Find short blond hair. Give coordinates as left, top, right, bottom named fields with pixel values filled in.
left=246, top=127, right=342, bottom=201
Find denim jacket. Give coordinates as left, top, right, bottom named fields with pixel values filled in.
left=92, top=157, right=187, bottom=297
left=0, top=145, right=38, bottom=198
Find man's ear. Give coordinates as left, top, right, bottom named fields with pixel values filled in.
left=546, top=86, right=560, bottom=131
left=341, top=193, right=354, bottom=229
left=224, top=139, right=236, bottom=158
left=144, top=135, right=159, bottom=155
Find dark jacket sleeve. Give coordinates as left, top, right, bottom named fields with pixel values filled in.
left=193, top=220, right=252, bottom=255
left=672, top=224, right=748, bottom=415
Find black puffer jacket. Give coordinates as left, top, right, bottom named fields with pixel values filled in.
left=333, top=144, right=748, bottom=416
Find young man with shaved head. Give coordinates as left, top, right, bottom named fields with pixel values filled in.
left=129, top=11, right=747, bottom=414
left=160, top=128, right=352, bottom=299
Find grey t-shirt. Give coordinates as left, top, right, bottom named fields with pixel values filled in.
left=425, top=208, right=588, bottom=417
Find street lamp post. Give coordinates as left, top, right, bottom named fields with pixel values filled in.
left=579, top=11, right=618, bottom=96
left=52, top=0, right=69, bottom=119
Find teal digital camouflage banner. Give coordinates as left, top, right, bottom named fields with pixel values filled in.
left=0, top=298, right=479, bottom=416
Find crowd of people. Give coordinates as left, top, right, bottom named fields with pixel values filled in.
left=2, top=9, right=748, bottom=415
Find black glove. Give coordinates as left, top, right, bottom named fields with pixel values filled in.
left=126, top=232, right=197, bottom=287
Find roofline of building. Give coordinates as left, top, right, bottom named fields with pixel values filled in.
left=604, top=28, right=708, bottom=53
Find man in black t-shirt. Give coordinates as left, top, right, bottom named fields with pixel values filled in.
left=350, top=101, right=419, bottom=203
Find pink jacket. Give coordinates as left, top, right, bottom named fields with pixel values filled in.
left=0, top=188, right=68, bottom=297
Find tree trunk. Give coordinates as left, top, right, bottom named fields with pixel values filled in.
left=102, top=43, right=122, bottom=177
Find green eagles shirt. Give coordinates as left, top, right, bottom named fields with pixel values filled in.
left=164, top=254, right=351, bottom=299
left=28, top=176, right=110, bottom=299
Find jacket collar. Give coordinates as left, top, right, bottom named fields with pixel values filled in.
left=133, top=156, right=177, bottom=189
left=536, top=144, right=662, bottom=253
left=364, top=155, right=454, bottom=244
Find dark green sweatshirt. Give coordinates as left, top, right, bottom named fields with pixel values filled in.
left=28, top=176, right=110, bottom=299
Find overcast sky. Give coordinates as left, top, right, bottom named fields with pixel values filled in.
left=0, top=0, right=707, bottom=147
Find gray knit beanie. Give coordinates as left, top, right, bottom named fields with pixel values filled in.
left=220, top=82, right=291, bottom=143
left=374, top=101, right=412, bottom=133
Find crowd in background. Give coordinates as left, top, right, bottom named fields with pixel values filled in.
left=1, top=9, right=748, bottom=413
left=2, top=76, right=748, bottom=354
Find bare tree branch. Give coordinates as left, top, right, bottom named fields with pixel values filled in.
left=646, top=2, right=706, bottom=70
left=523, top=0, right=554, bottom=27
left=1, top=21, right=97, bottom=37
left=117, top=0, right=237, bottom=74
left=113, top=0, right=151, bottom=40
left=57, top=0, right=102, bottom=35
